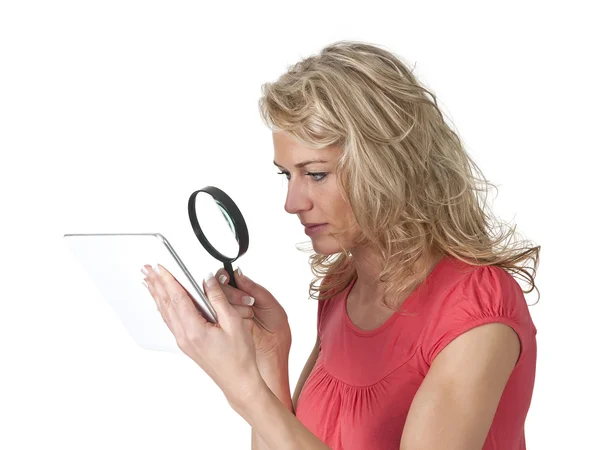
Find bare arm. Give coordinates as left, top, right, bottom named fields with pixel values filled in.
left=400, top=323, right=521, bottom=450
left=238, top=374, right=331, bottom=450
left=251, top=335, right=321, bottom=449
left=292, top=334, right=321, bottom=415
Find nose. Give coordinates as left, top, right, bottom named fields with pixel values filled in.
left=284, top=178, right=311, bottom=215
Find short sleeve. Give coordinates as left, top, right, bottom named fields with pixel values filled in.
left=422, top=264, right=537, bottom=368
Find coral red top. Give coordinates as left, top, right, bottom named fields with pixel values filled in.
left=295, top=255, right=537, bottom=450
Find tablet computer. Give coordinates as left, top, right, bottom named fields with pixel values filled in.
left=63, top=233, right=218, bottom=354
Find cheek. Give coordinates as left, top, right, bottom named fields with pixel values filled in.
left=328, top=205, right=357, bottom=234
left=320, top=183, right=355, bottom=229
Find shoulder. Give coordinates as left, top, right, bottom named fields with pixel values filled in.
left=439, top=262, right=528, bottom=318
left=457, top=263, right=523, bottom=301
left=421, top=262, right=537, bottom=367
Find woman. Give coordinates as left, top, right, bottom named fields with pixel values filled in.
left=142, top=40, right=540, bottom=449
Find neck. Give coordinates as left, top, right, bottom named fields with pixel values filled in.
left=349, top=246, right=443, bottom=308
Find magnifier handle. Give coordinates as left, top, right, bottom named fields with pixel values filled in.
left=224, top=261, right=238, bottom=289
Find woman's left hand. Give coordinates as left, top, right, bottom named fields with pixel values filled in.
left=142, top=264, right=264, bottom=409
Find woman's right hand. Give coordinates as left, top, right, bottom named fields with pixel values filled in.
left=210, top=267, right=292, bottom=361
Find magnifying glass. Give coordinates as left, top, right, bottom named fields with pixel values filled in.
left=188, top=186, right=249, bottom=289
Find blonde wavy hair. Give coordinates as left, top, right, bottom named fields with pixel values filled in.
left=258, top=40, right=541, bottom=309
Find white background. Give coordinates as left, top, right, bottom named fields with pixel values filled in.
left=1, top=1, right=598, bottom=448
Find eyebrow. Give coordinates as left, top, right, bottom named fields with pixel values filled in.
left=273, top=159, right=329, bottom=169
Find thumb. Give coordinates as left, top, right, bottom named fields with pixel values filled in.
left=203, top=272, right=236, bottom=327
left=233, top=267, right=274, bottom=305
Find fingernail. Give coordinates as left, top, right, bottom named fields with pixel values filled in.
left=237, top=267, right=244, bottom=278
left=141, top=280, right=148, bottom=289
left=141, top=267, right=149, bottom=276
left=218, top=274, right=227, bottom=284
left=205, top=272, right=216, bottom=287
left=242, top=295, right=255, bottom=306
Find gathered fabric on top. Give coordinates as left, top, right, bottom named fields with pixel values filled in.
left=295, top=255, right=537, bottom=450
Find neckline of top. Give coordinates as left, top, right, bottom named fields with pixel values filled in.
left=343, top=254, right=450, bottom=337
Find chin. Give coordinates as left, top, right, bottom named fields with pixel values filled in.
left=311, top=236, right=346, bottom=256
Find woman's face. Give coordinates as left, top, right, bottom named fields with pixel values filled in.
left=272, top=131, right=360, bottom=255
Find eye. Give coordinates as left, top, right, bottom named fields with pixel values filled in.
left=308, top=172, right=328, bottom=182
left=277, top=171, right=291, bottom=181
left=277, top=171, right=328, bottom=182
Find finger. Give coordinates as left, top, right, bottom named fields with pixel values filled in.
left=202, top=272, right=238, bottom=329
left=231, top=268, right=270, bottom=306
left=214, top=269, right=256, bottom=307
left=143, top=265, right=172, bottom=315
left=243, top=316, right=255, bottom=335
left=231, top=304, right=255, bottom=319
left=215, top=269, right=230, bottom=285
left=152, top=264, right=208, bottom=335
left=144, top=272, right=179, bottom=336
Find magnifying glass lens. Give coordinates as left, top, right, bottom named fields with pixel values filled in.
left=216, top=200, right=238, bottom=240
left=188, top=186, right=250, bottom=292
left=194, top=192, right=239, bottom=260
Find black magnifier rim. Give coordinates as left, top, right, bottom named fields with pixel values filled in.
left=188, top=186, right=249, bottom=262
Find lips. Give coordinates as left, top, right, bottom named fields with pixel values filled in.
left=304, top=223, right=328, bottom=236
